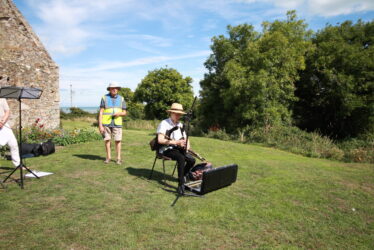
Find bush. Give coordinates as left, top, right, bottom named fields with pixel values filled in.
left=338, top=135, right=374, bottom=163
left=196, top=124, right=373, bottom=163
left=204, top=129, right=232, bottom=141
left=127, top=102, right=145, bottom=120
left=60, top=107, right=97, bottom=119
left=60, top=110, right=68, bottom=119
left=52, top=129, right=102, bottom=146
left=22, top=118, right=101, bottom=146
left=243, top=126, right=345, bottom=160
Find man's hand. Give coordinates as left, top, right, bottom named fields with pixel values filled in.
left=176, top=139, right=186, bottom=148
left=99, top=125, right=105, bottom=134
left=0, top=121, right=4, bottom=129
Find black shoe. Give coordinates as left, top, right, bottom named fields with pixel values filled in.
left=177, top=185, right=185, bottom=195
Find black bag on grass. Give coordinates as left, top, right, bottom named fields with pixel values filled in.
left=21, top=140, right=55, bottom=157
left=21, top=143, right=42, bottom=156
left=41, top=140, right=55, bottom=156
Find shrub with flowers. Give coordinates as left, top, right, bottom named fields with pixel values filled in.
left=21, top=118, right=102, bottom=146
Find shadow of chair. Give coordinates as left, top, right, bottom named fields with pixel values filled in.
left=126, top=167, right=177, bottom=188
left=149, top=153, right=177, bottom=186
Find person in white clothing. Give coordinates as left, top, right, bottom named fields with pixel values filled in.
left=156, top=103, right=195, bottom=194
left=0, top=97, right=20, bottom=167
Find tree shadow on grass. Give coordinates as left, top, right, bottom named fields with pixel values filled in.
left=125, top=166, right=177, bottom=189
left=73, top=154, right=106, bottom=161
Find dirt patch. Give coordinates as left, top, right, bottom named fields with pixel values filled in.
left=44, top=196, right=67, bottom=202
left=64, top=169, right=102, bottom=179
left=65, top=243, right=90, bottom=250
left=339, top=180, right=374, bottom=194
left=361, top=183, right=374, bottom=194
left=333, top=197, right=350, bottom=210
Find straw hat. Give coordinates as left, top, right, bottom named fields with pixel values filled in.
left=107, top=82, right=121, bottom=91
left=167, top=103, right=186, bottom=115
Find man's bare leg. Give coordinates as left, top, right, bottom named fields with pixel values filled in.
left=105, top=140, right=111, bottom=162
left=115, top=141, right=122, bottom=164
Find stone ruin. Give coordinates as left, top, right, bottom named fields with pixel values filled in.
left=0, top=0, right=59, bottom=129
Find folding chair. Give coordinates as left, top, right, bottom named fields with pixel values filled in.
left=149, top=152, right=177, bottom=185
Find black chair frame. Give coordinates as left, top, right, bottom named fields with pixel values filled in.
left=149, top=153, right=177, bottom=185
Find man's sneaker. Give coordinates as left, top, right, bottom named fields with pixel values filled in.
left=116, top=159, right=122, bottom=165
left=104, top=159, right=111, bottom=164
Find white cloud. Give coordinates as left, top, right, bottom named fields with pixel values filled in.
left=59, top=50, right=210, bottom=106
left=32, top=0, right=90, bottom=54
left=26, top=0, right=373, bottom=57
left=202, top=19, right=219, bottom=31
left=119, top=34, right=173, bottom=48
left=307, top=0, right=374, bottom=16
left=71, top=50, right=210, bottom=72
left=25, top=0, right=139, bottom=55
left=236, top=0, right=374, bottom=17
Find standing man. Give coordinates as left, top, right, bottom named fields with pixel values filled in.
left=98, top=83, right=127, bottom=165
left=0, top=76, right=20, bottom=168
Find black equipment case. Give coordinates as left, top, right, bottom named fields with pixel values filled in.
left=184, top=164, right=238, bottom=195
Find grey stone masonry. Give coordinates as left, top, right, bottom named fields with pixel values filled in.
left=0, top=0, right=60, bottom=129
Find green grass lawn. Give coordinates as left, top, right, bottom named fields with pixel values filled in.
left=60, top=118, right=96, bottom=130
left=1, top=129, right=373, bottom=249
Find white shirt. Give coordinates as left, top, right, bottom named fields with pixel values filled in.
left=156, top=118, right=186, bottom=140
left=156, top=118, right=186, bottom=153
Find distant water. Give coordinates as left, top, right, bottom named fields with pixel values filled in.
left=60, top=107, right=99, bottom=114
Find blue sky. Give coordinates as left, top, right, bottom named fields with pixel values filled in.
left=13, top=0, right=374, bottom=107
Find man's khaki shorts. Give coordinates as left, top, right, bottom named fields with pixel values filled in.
left=103, top=127, right=122, bottom=141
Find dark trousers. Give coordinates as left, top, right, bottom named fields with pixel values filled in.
left=163, top=149, right=195, bottom=186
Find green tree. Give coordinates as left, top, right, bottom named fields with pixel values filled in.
left=118, top=87, right=134, bottom=103
left=294, top=20, right=374, bottom=138
left=199, top=11, right=312, bottom=132
left=118, top=87, right=145, bottom=120
left=134, top=67, right=194, bottom=120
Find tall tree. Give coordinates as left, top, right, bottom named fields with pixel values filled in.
left=199, top=11, right=312, bottom=132
left=118, top=87, right=145, bottom=120
left=134, top=67, right=194, bottom=120
left=294, top=20, right=374, bottom=138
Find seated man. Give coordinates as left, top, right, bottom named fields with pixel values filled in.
left=0, top=97, right=20, bottom=168
left=157, top=103, right=195, bottom=194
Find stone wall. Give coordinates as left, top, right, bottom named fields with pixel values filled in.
left=0, top=0, right=59, bottom=129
